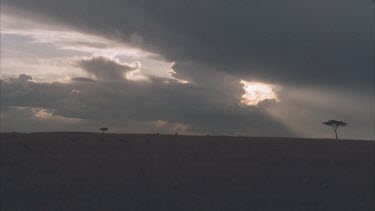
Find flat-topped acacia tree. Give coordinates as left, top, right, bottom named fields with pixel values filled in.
left=99, top=127, right=108, bottom=134
left=323, top=120, right=347, bottom=140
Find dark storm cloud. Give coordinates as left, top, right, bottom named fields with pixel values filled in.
left=71, top=77, right=95, bottom=83
left=1, top=73, right=290, bottom=135
left=17, top=74, right=34, bottom=82
left=3, top=0, right=373, bottom=89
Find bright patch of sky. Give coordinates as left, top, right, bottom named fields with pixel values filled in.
left=0, top=13, right=180, bottom=82
left=240, top=80, right=278, bottom=106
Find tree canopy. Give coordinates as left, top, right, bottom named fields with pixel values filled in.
left=323, top=120, right=347, bottom=140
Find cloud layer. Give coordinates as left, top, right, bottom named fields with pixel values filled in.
left=3, top=0, right=373, bottom=89
left=1, top=70, right=291, bottom=136
left=1, top=1, right=373, bottom=139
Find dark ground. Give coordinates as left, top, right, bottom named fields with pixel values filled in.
left=1, top=133, right=374, bottom=211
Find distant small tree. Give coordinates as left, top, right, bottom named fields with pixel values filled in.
left=323, top=120, right=347, bottom=140
left=100, top=127, right=108, bottom=134
left=11, top=132, right=17, bottom=138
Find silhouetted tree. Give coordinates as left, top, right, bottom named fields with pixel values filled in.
left=323, top=120, right=347, bottom=140
left=100, top=127, right=108, bottom=134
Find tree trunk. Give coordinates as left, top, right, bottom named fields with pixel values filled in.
left=334, top=128, right=338, bottom=140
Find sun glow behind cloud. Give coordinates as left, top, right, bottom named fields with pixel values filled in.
left=240, top=80, right=278, bottom=106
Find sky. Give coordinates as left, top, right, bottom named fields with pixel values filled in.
left=1, top=0, right=374, bottom=140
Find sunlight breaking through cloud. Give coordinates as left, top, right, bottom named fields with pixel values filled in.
left=240, top=80, right=278, bottom=106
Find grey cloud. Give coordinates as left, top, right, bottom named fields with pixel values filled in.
left=17, top=74, right=34, bottom=82
left=71, top=77, right=95, bottom=83
left=2, top=0, right=373, bottom=90
left=75, top=56, right=133, bottom=81
left=1, top=74, right=290, bottom=136
left=0, top=106, right=81, bottom=132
